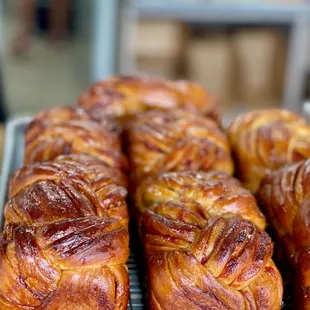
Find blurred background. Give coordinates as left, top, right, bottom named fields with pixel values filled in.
left=1, top=0, right=310, bottom=125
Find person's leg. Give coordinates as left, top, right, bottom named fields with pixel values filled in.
left=48, top=0, right=71, bottom=42
left=13, top=0, right=36, bottom=54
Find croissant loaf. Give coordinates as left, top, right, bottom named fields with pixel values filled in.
left=258, top=160, right=310, bottom=309
left=0, top=154, right=130, bottom=309
left=228, top=109, right=310, bottom=193
left=134, top=171, right=282, bottom=309
left=127, top=109, right=234, bottom=183
left=78, top=75, right=220, bottom=123
left=0, top=104, right=131, bottom=309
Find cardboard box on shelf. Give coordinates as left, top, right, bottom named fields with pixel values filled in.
left=133, top=19, right=187, bottom=60
left=135, top=57, right=178, bottom=80
left=186, top=33, right=234, bottom=106
left=232, top=29, right=286, bottom=107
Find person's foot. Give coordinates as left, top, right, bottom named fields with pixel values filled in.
left=12, top=32, right=33, bottom=56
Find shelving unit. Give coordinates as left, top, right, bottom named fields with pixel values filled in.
left=91, top=0, right=310, bottom=112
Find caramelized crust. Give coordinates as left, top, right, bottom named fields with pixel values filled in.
left=127, top=110, right=234, bottom=182
left=30, top=105, right=121, bottom=134
left=258, top=160, right=310, bottom=309
left=0, top=216, right=129, bottom=309
left=136, top=170, right=266, bottom=233
left=78, top=75, right=220, bottom=123
left=148, top=216, right=282, bottom=310
left=228, top=109, right=310, bottom=193
left=6, top=154, right=128, bottom=227
left=25, top=109, right=127, bottom=168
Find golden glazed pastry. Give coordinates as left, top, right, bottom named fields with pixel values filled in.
left=0, top=154, right=130, bottom=309
left=135, top=171, right=266, bottom=248
left=78, top=75, right=220, bottom=123
left=25, top=107, right=127, bottom=169
left=0, top=216, right=129, bottom=310
left=6, top=154, right=128, bottom=227
left=148, top=217, right=282, bottom=310
left=228, top=109, right=310, bottom=192
left=31, top=105, right=121, bottom=134
left=127, top=109, right=234, bottom=183
left=135, top=171, right=282, bottom=309
left=258, top=160, right=310, bottom=309
left=228, top=109, right=310, bottom=193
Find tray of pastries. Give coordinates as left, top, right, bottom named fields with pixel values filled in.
left=0, top=75, right=309, bottom=309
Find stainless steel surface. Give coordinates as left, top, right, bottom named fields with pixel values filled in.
left=0, top=117, right=144, bottom=309
left=0, top=117, right=31, bottom=227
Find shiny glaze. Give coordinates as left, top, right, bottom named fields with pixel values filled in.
left=78, top=75, right=220, bottom=123
left=258, top=160, right=310, bottom=309
left=25, top=106, right=127, bottom=169
left=135, top=170, right=266, bottom=232
left=127, top=109, right=234, bottom=183
left=133, top=170, right=282, bottom=309
left=148, top=216, right=283, bottom=310
left=228, top=109, right=310, bottom=193
left=0, top=216, right=129, bottom=309
left=6, top=154, right=128, bottom=227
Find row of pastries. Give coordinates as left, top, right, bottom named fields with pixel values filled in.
left=0, top=75, right=308, bottom=309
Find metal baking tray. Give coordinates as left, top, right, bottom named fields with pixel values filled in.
left=0, top=117, right=144, bottom=309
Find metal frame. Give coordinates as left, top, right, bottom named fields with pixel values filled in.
left=91, top=0, right=310, bottom=112
left=0, top=0, right=7, bottom=122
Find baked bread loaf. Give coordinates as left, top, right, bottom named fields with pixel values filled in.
left=258, top=160, right=310, bottom=309
left=228, top=109, right=310, bottom=193
left=0, top=105, right=131, bottom=309
left=135, top=171, right=282, bottom=309
left=6, top=154, right=128, bottom=227
left=0, top=216, right=129, bottom=309
left=127, top=109, right=234, bottom=183
left=25, top=107, right=127, bottom=170
left=78, top=75, right=220, bottom=123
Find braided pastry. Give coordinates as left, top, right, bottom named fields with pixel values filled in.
left=31, top=106, right=121, bottom=134
left=127, top=109, right=234, bottom=183
left=135, top=171, right=282, bottom=309
left=148, top=217, right=282, bottom=310
left=135, top=170, right=266, bottom=233
left=6, top=154, right=128, bottom=227
left=0, top=216, right=129, bottom=309
left=258, top=160, right=310, bottom=309
left=78, top=75, right=220, bottom=123
left=228, top=109, right=310, bottom=193
left=25, top=107, right=127, bottom=169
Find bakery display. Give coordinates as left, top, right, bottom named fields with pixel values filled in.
left=228, top=109, right=310, bottom=193
left=78, top=75, right=220, bottom=123
left=127, top=109, right=234, bottom=183
left=258, top=160, right=310, bottom=310
left=0, top=74, right=306, bottom=309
